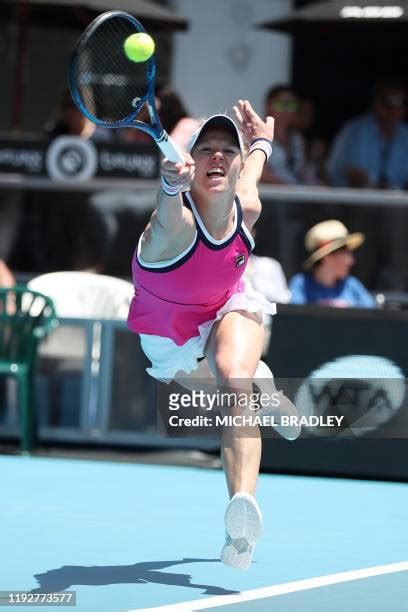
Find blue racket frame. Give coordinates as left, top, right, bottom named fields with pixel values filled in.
left=69, top=11, right=184, bottom=162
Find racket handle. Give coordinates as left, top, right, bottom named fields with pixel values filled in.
left=157, top=132, right=185, bottom=163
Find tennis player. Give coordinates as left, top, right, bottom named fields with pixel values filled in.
left=128, top=99, right=300, bottom=569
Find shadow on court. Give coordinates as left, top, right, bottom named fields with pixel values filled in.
left=32, top=558, right=239, bottom=596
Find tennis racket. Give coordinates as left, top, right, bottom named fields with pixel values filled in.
left=69, top=10, right=184, bottom=163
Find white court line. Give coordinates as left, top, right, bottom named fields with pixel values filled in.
left=125, top=560, right=408, bottom=612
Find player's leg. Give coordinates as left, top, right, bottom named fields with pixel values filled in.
left=205, top=310, right=264, bottom=569
left=205, top=310, right=263, bottom=497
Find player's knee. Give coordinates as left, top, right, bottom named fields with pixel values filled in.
left=215, top=359, right=254, bottom=391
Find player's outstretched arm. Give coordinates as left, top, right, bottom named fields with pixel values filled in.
left=150, top=155, right=195, bottom=235
left=140, top=156, right=195, bottom=261
left=234, top=100, right=274, bottom=227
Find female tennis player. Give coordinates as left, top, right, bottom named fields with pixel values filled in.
left=128, top=99, right=300, bottom=570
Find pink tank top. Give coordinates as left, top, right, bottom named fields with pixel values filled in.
left=127, top=192, right=254, bottom=346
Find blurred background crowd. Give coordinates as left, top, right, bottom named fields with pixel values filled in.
left=1, top=0, right=408, bottom=310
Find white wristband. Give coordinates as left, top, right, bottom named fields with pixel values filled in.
left=161, top=174, right=182, bottom=197
left=248, top=138, right=273, bottom=161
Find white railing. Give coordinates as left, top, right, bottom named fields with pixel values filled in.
left=1, top=172, right=408, bottom=208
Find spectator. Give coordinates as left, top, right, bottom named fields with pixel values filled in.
left=289, top=220, right=375, bottom=308
left=296, top=98, right=315, bottom=137
left=44, top=89, right=113, bottom=142
left=117, top=102, right=153, bottom=144
left=261, top=85, right=305, bottom=185
left=296, top=97, right=329, bottom=186
left=244, top=228, right=290, bottom=354
left=246, top=255, right=290, bottom=304
left=40, top=90, right=112, bottom=273
left=0, top=260, right=15, bottom=287
left=328, top=80, right=408, bottom=189
left=155, top=85, right=199, bottom=150
left=117, top=85, right=199, bottom=149
left=0, top=258, right=15, bottom=411
left=245, top=251, right=289, bottom=355
left=245, top=229, right=290, bottom=304
left=0, top=193, right=21, bottom=272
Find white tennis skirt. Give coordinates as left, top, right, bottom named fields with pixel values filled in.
left=139, top=285, right=276, bottom=381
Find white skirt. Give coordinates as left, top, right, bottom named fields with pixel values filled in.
left=139, top=284, right=276, bottom=381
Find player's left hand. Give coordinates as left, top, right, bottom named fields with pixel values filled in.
left=233, top=99, right=274, bottom=146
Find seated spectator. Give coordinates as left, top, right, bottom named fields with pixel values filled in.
left=117, top=85, right=199, bottom=149
left=296, top=98, right=315, bottom=136
left=328, top=79, right=408, bottom=189
left=41, top=90, right=113, bottom=274
left=0, top=260, right=15, bottom=287
left=155, top=85, right=199, bottom=150
left=245, top=227, right=290, bottom=304
left=117, top=102, right=154, bottom=144
left=44, top=89, right=113, bottom=142
left=0, top=193, right=20, bottom=271
left=289, top=220, right=375, bottom=308
left=244, top=228, right=290, bottom=354
left=246, top=254, right=290, bottom=304
left=261, top=85, right=305, bottom=185
left=296, top=97, right=329, bottom=186
left=0, top=259, right=15, bottom=408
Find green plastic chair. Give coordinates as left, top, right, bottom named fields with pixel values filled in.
left=0, top=286, right=58, bottom=453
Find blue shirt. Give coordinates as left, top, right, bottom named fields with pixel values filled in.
left=289, top=273, right=376, bottom=308
left=328, top=113, right=408, bottom=189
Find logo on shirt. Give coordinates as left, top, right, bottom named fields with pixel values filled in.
left=235, top=253, right=246, bottom=268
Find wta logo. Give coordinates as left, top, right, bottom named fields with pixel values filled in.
left=295, top=355, right=406, bottom=437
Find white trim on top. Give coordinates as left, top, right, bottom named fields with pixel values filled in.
left=241, top=221, right=255, bottom=250
left=136, top=230, right=198, bottom=269
left=184, top=191, right=237, bottom=245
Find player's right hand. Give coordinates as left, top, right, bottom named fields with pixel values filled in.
left=161, top=154, right=195, bottom=192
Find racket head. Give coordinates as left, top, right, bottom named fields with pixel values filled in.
left=69, top=11, right=156, bottom=128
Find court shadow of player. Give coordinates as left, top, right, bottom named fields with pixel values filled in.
left=31, top=558, right=239, bottom=596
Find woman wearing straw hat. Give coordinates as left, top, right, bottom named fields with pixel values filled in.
left=289, top=220, right=375, bottom=308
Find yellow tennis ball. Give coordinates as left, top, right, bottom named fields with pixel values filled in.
left=124, top=33, right=155, bottom=62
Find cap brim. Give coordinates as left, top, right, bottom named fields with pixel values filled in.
left=187, top=115, right=244, bottom=155
left=303, top=233, right=365, bottom=270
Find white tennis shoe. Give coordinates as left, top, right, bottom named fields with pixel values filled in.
left=253, top=360, right=301, bottom=441
left=220, top=492, right=263, bottom=570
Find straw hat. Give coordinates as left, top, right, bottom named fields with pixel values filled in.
left=303, top=220, right=365, bottom=270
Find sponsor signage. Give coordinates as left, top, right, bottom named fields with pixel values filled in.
left=340, top=6, right=404, bottom=19
left=0, top=136, right=160, bottom=181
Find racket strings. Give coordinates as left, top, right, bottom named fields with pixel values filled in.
left=73, top=15, right=152, bottom=124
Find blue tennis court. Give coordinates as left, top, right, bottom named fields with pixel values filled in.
left=1, top=454, right=407, bottom=611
